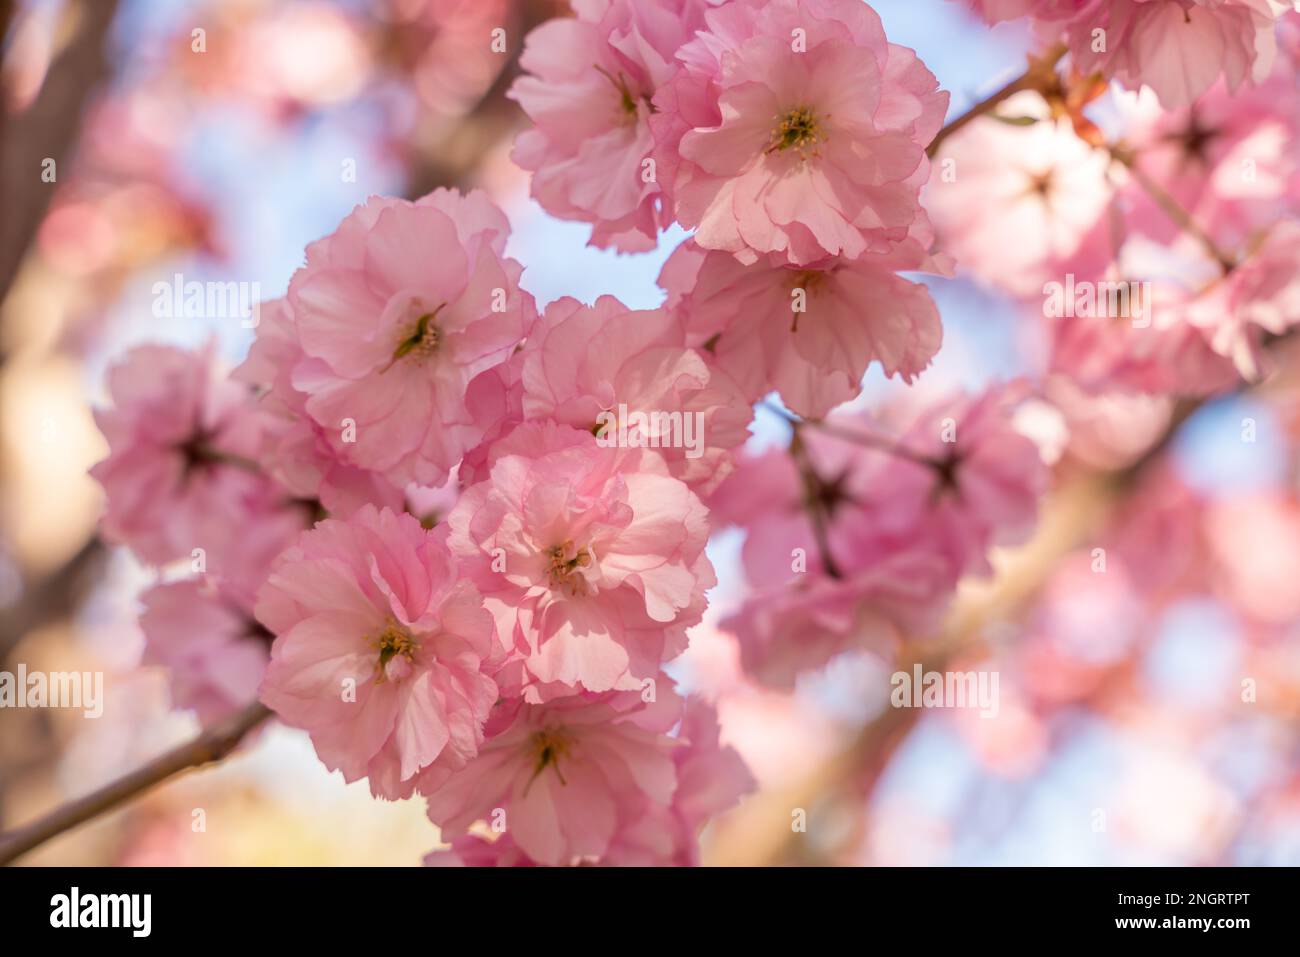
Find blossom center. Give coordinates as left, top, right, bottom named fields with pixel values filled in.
left=594, top=65, right=644, bottom=123
left=373, top=623, right=418, bottom=682
left=386, top=302, right=446, bottom=369
left=768, top=106, right=822, bottom=155
left=1024, top=170, right=1054, bottom=202
left=545, top=539, right=595, bottom=597
left=528, top=727, right=573, bottom=789
left=929, top=450, right=964, bottom=502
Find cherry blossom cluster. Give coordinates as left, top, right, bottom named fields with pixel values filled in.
left=88, top=0, right=1300, bottom=865
left=931, top=8, right=1300, bottom=395
left=960, top=0, right=1297, bottom=108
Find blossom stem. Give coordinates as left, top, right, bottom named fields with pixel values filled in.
left=0, top=701, right=271, bottom=864
left=182, top=439, right=264, bottom=475
left=788, top=429, right=845, bottom=580
left=927, top=42, right=1068, bottom=159
left=761, top=401, right=940, bottom=469
left=1109, top=146, right=1237, bottom=273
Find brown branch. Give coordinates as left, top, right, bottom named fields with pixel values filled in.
left=1109, top=146, right=1236, bottom=273
left=0, top=0, right=121, bottom=309
left=927, top=43, right=1068, bottom=159
left=788, top=428, right=845, bottom=579
left=0, top=536, right=106, bottom=660
left=0, top=701, right=271, bottom=865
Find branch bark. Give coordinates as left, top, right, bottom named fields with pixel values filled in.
left=0, top=537, right=106, bottom=660
left=0, top=0, right=120, bottom=310
left=927, top=43, right=1068, bottom=159
left=0, top=701, right=270, bottom=865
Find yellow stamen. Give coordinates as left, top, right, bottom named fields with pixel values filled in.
left=767, top=106, right=822, bottom=155
left=525, top=728, right=573, bottom=793
left=373, top=624, right=417, bottom=681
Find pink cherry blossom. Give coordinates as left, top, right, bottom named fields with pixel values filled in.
left=233, top=297, right=414, bottom=516
left=711, top=383, right=1045, bottom=686
left=723, top=554, right=953, bottom=688
left=446, top=421, right=715, bottom=693
left=256, top=505, right=499, bottom=799
left=140, top=579, right=271, bottom=724
left=91, top=341, right=296, bottom=566
left=1041, top=374, right=1174, bottom=469
left=285, top=188, right=536, bottom=487
left=515, top=294, right=752, bottom=494
left=423, top=833, right=539, bottom=867
left=962, top=0, right=1295, bottom=108
left=1045, top=260, right=1243, bottom=395
left=716, top=384, right=1045, bottom=585
left=65, top=0, right=1300, bottom=870
left=660, top=233, right=946, bottom=418
left=1118, top=70, right=1300, bottom=252
left=652, top=0, right=948, bottom=265
left=421, top=686, right=682, bottom=866
left=1049, top=223, right=1300, bottom=393
left=424, top=696, right=753, bottom=866
left=1184, top=219, right=1300, bottom=380
left=865, top=382, right=1049, bottom=576
left=1205, top=494, right=1300, bottom=625
left=925, top=92, right=1116, bottom=299
left=603, top=697, right=756, bottom=865
left=509, top=0, right=709, bottom=251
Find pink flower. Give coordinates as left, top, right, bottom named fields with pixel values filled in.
left=285, top=188, right=536, bottom=487
left=1045, top=262, right=1243, bottom=395
left=652, top=0, right=948, bottom=265
left=964, top=0, right=1294, bottom=109
left=233, top=297, right=416, bottom=516
left=1048, top=223, right=1300, bottom=394
left=711, top=385, right=1044, bottom=685
left=603, top=697, right=756, bottom=865
left=866, top=383, right=1049, bottom=576
left=256, top=505, right=499, bottom=799
left=516, top=295, right=752, bottom=494
left=421, top=686, right=682, bottom=866
left=723, top=554, right=953, bottom=688
left=509, top=0, right=708, bottom=251
left=661, top=233, right=946, bottom=418
left=925, top=92, right=1115, bottom=299
left=140, top=579, right=271, bottom=724
left=447, top=422, right=715, bottom=693
left=1042, top=374, right=1173, bottom=469
left=424, top=698, right=752, bottom=866
left=91, top=342, right=295, bottom=566
left=1184, top=220, right=1300, bottom=380
left=707, top=436, right=899, bottom=583
left=423, top=833, right=538, bottom=867
left=1205, top=495, right=1300, bottom=625
left=1118, top=69, right=1300, bottom=252
left=731, top=385, right=1048, bottom=580
left=707, top=432, right=959, bottom=686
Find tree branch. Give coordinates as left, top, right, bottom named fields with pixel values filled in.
left=1109, top=146, right=1236, bottom=273
left=0, top=701, right=271, bottom=865
left=927, top=43, right=1068, bottom=159
left=0, top=0, right=120, bottom=309
left=0, top=536, right=106, bottom=660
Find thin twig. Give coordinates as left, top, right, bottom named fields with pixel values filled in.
left=0, top=537, right=106, bottom=660
left=0, top=701, right=271, bottom=865
left=788, top=428, right=845, bottom=580
left=1110, top=146, right=1236, bottom=273
left=759, top=401, right=939, bottom=468
left=927, top=43, right=1068, bottom=159
left=0, top=0, right=121, bottom=310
